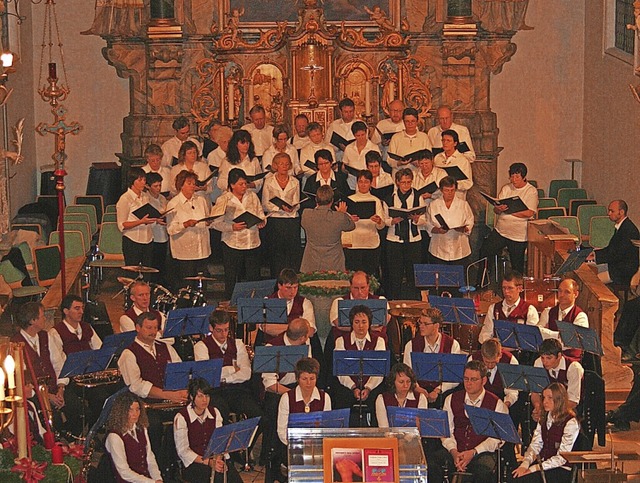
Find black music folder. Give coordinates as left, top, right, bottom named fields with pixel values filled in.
left=442, top=165, right=468, bottom=181
left=346, top=200, right=376, bottom=219
left=388, top=206, right=426, bottom=219
left=415, top=182, right=439, bottom=196
left=370, top=184, right=394, bottom=201
left=330, top=132, right=355, bottom=149
left=432, top=141, right=470, bottom=156
left=232, top=211, right=264, bottom=228
left=480, top=192, right=528, bottom=215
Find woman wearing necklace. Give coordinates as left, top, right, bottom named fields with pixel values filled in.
left=376, top=363, right=428, bottom=428
left=261, top=152, right=302, bottom=276
left=168, top=140, right=212, bottom=198
left=174, top=378, right=242, bottom=483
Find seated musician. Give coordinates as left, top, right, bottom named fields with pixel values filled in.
left=532, top=339, right=584, bottom=419
left=12, top=301, right=80, bottom=437
left=469, top=338, right=519, bottom=408
left=375, top=363, right=427, bottom=428
left=118, top=311, right=188, bottom=476
left=512, top=383, right=579, bottom=483
left=333, top=305, right=387, bottom=426
left=538, top=278, right=588, bottom=361
left=48, top=294, right=103, bottom=433
left=174, top=378, right=242, bottom=483
left=430, top=360, right=509, bottom=483
left=119, top=280, right=167, bottom=334
left=478, top=270, right=540, bottom=345
left=402, top=307, right=462, bottom=407
left=105, top=391, right=163, bottom=483
left=192, top=310, right=261, bottom=422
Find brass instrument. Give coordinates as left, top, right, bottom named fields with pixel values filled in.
left=143, top=399, right=188, bottom=411
left=37, top=382, right=55, bottom=431
left=72, top=369, right=121, bottom=388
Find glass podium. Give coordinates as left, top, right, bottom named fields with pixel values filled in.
left=287, top=427, right=428, bottom=482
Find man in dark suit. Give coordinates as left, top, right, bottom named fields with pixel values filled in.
left=591, top=199, right=640, bottom=286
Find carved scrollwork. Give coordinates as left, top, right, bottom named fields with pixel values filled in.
left=399, top=57, right=433, bottom=124
left=191, top=58, right=221, bottom=133
left=216, top=22, right=293, bottom=51
left=338, top=21, right=409, bottom=49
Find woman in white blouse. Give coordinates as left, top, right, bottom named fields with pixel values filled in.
left=261, top=124, right=300, bottom=176
left=166, top=170, right=212, bottom=291
left=217, top=130, right=264, bottom=193
left=212, top=168, right=266, bottom=300
left=433, top=129, right=473, bottom=199
left=261, top=153, right=301, bottom=276
left=425, top=176, right=474, bottom=265
left=168, top=140, right=212, bottom=198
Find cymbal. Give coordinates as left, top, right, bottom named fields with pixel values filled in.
left=122, top=265, right=160, bottom=273
left=117, top=276, right=137, bottom=286
left=185, top=275, right=215, bottom=281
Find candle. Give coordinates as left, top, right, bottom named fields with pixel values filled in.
left=365, top=81, right=371, bottom=116
left=227, top=81, right=235, bottom=119
left=52, top=443, right=64, bottom=464
left=0, top=369, right=4, bottom=401
left=48, top=62, right=57, bottom=80
left=43, top=431, right=55, bottom=450
left=248, top=84, right=254, bottom=109
left=4, top=355, right=14, bottom=390
left=388, top=81, right=395, bottom=103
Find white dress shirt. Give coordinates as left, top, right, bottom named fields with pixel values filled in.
left=433, top=150, right=474, bottom=197
left=329, top=295, right=389, bottom=326
left=425, top=197, right=474, bottom=261
left=174, top=405, right=222, bottom=467
left=413, top=167, right=447, bottom=206
left=334, top=332, right=386, bottom=391
left=479, top=298, right=540, bottom=344
left=261, top=175, right=301, bottom=219
left=212, top=191, right=265, bottom=250
left=116, top=189, right=153, bottom=244
left=217, top=156, right=264, bottom=193
left=468, top=353, right=520, bottom=407
left=342, top=140, right=381, bottom=189
left=403, top=333, right=463, bottom=394
left=49, top=320, right=102, bottom=386
left=277, top=386, right=331, bottom=444
left=520, top=416, right=579, bottom=472
left=290, top=134, right=311, bottom=151
left=166, top=192, right=212, bottom=260
left=325, top=119, right=356, bottom=159
left=375, top=391, right=428, bottom=428
left=241, top=123, right=274, bottom=156
left=427, top=122, right=476, bottom=163
left=533, top=356, right=584, bottom=405
left=193, top=337, right=252, bottom=384
left=539, top=304, right=589, bottom=341
left=342, top=192, right=385, bottom=249
left=494, top=182, right=539, bottom=242
left=105, top=425, right=162, bottom=483
left=371, top=118, right=405, bottom=146
left=161, top=136, right=203, bottom=167
left=371, top=171, right=394, bottom=188
left=388, top=131, right=432, bottom=170
left=169, top=161, right=213, bottom=198
left=119, top=306, right=167, bottom=335
left=299, top=142, right=337, bottom=176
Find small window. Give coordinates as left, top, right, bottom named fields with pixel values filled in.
left=615, top=0, right=635, bottom=54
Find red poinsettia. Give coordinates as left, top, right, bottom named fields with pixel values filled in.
left=11, top=457, right=47, bottom=482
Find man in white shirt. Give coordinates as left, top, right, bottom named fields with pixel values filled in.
left=469, top=338, right=519, bottom=408
left=325, top=98, right=357, bottom=162
left=161, top=116, right=202, bottom=167
left=299, top=123, right=337, bottom=177
left=388, top=107, right=432, bottom=171
left=141, top=143, right=172, bottom=195
left=427, top=105, right=476, bottom=163
left=290, top=113, right=311, bottom=153
left=479, top=162, right=538, bottom=276
left=241, top=105, right=274, bottom=162
left=371, top=99, right=405, bottom=153
left=118, top=280, right=167, bottom=334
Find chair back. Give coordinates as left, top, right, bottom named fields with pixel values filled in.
left=557, top=188, right=588, bottom=210
left=65, top=205, right=97, bottom=235
left=588, top=216, right=615, bottom=249
left=49, top=231, right=87, bottom=258
left=549, top=215, right=581, bottom=240
left=577, top=205, right=607, bottom=239
left=569, top=198, right=596, bottom=217
left=485, top=207, right=495, bottom=229
left=549, top=179, right=578, bottom=199
left=0, top=260, right=26, bottom=288
left=75, top=195, right=104, bottom=225
left=101, top=212, right=117, bottom=223
left=538, top=198, right=557, bottom=209
left=105, top=204, right=117, bottom=214
left=537, top=207, right=566, bottom=219
left=62, top=221, right=90, bottom=252
left=98, top=222, right=124, bottom=258
left=33, top=244, right=61, bottom=287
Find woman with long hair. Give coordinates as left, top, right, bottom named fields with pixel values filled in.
left=104, top=391, right=162, bottom=483
left=512, top=382, right=579, bottom=483
left=375, top=363, right=428, bottom=428
left=217, top=129, right=264, bottom=193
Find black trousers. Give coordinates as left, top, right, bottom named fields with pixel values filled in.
left=151, top=241, right=168, bottom=285
left=222, top=244, right=261, bottom=300
left=429, top=448, right=497, bottom=483
left=265, top=217, right=301, bottom=278
left=514, top=467, right=572, bottom=483
left=385, top=240, right=422, bottom=300
left=480, top=229, right=527, bottom=275
left=122, top=236, right=153, bottom=268
left=345, top=247, right=381, bottom=277
left=171, top=257, right=207, bottom=292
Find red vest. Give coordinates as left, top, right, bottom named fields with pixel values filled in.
left=127, top=340, right=172, bottom=395
left=450, top=390, right=499, bottom=452
left=53, top=321, right=94, bottom=354
left=493, top=298, right=531, bottom=322
left=123, top=307, right=163, bottom=330
left=540, top=417, right=570, bottom=461
left=411, top=333, right=455, bottom=392
left=288, top=389, right=326, bottom=413
left=470, top=351, right=513, bottom=400
left=178, top=406, right=217, bottom=458
left=12, top=332, right=58, bottom=393
left=548, top=305, right=584, bottom=362
left=382, top=391, right=421, bottom=408
left=340, top=334, right=381, bottom=388
left=202, top=336, right=238, bottom=367
left=109, top=427, right=151, bottom=482
left=547, top=361, right=570, bottom=387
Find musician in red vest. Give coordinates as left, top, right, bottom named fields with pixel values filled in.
left=193, top=310, right=262, bottom=422
left=469, top=338, right=519, bottom=408
left=479, top=270, right=539, bottom=344
left=173, top=378, right=242, bottom=483
left=532, top=339, right=584, bottom=419
left=512, top=383, right=579, bottom=483
left=375, top=363, right=427, bottom=428
left=430, top=360, right=509, bottom=483
left=402, top=307, right=463, bottom=407
left=119, top=281, right=167, bottom=334
left=118, top=311, right=187, bottom=477
left=333, top=305, right=387, bottom=426
left=12, top=301, right=82, bottom=437
left=538, top=278, right=588, bottom=362
left=105, top=391, right=162, bottom=483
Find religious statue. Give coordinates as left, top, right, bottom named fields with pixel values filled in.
left=364, top=5, right=395, bottom=32
left=227, top=7, right=244, bottom=43
left=81, top=0, right=145, bottom=37
left=473, top=0, right=531, bottom=34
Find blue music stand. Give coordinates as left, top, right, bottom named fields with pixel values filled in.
left=555, top=248, right=594, bottom=276
left=252, top=345, right=309, bottom=374
left=60, top=346, right=118, bottom=378
left=102, top=331, right=137, bottom=357
left=337, top=299, right=387, bottom=327
left=386, top=407, right=450, bottom=438
left=494, top=320, right=543, bottom=352
left=288, top=408, right=351, bottom=429
left=410, top=352, right=467, bottom=384
left=428, top=296, right=478, bottom=325
left=164, top=305, right=215, bottom=338
left=466, top=405, right=521, bottom=445
left=164, top=359, right=223, bottom=390
left=203, top=416, right=261, bottom=459
left=84, top=386, right=130, bottom=451
left=557, top=321, right=603, bottom=356
left=237, top=298, right=288, bottom=325
left=414, top=264, right=464, bottom=289
left=230, top=279, right=277, bottom=306
left=333, top=350, right=391, bottom=378
left=497, top=363, right=550, bottom=394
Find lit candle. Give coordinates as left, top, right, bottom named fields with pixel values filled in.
left=227, top=81, right=235, bottom=119
left=365, top=81, right=371, bottom=116
left=48, top=62, right=57, bottom=81
left=388, top=81, right=395, bottom=103
left=0, top=369, right=4, bottom=401
left=4, top=355, right=14, bottom=390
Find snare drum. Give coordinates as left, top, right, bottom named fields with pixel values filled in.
left=523, top=277, right=559, bottom=312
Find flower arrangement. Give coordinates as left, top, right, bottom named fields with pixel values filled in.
left=0, top=440, right=84, bottom=482
left=297, top=270, right=380, bottom=298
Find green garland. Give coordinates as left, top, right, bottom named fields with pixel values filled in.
left=297, top=270, right=380, bottom=298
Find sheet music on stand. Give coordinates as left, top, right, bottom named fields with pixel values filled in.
left=203, top=417, right=261, bottom=459
left=554, top=247, right=594, bottom=276
left=252, top=345, right=309, bottom=374
left=465, top=405, right=521, bottom=445
left=337, top=299, right=387, bottom=327
left=386, top=407, right=451, bottom=438
left=102, top=331, right=137, bottom=357
left=230, top=279, right=277, bottom=306
left=333, top=350, right=391, bottom=378
left=164, top=305, right=215, bottom=338
left=414, top=264, right=465, bottom=288
left=410, top=352, right=467, bottom=384
left=557, top=321, right=604, bottom=356
left=288, top=409, right=351, bottom=429
left=497, top=363, right=550, bottom=394
left=60, top=346, right=118, bottom=379
left=494, top=319, right=543, bottom=352
left=428, top=296, right=478, bottom=325
left=164, top=359, right=223, bottom=390
left=237, top=297, right=288, bottom=325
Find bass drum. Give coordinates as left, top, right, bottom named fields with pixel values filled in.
left=174, top=288, right=207, bottom=309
